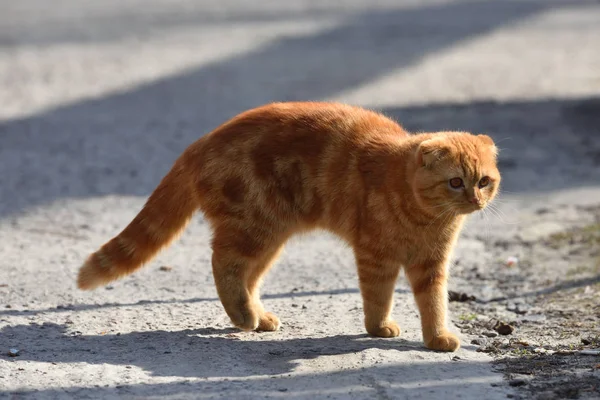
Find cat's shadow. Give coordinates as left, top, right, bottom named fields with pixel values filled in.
left=2, top=323, right=425, bottom=378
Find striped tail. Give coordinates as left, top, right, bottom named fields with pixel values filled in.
left=77, top=160, right=198, bottom=290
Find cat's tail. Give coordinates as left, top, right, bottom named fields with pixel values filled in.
left=77, top=158, right=198, bottom=290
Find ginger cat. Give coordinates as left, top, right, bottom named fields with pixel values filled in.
left=77, top=102, right=500, bottom=352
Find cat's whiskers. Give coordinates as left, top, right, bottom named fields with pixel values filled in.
left=427, top=200, right=457, bottom=210
left=477, top=207, right=491, bottom=243
left=486, top=202, right=518, bottom=225
left=425, top=204, right=456, bottom=231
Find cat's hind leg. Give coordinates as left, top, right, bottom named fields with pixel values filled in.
left=211, top=224, right=285, bottom=332
left=355, top=249, right=402, bottom=338
left=246, top=244, right=285, bottom=331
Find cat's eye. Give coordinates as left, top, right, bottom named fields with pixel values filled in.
left=479, top=176, right=491, bottom=188
left=449, top=177, right=463, bottom=189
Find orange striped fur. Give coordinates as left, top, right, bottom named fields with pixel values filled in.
left=77, top=102, right=500, bottom=352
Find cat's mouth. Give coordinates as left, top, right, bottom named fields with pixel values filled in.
left=456, top=202, right=485, bottom=214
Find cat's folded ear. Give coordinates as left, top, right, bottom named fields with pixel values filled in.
left=416, top=137, right=450, bottom=167
left=477, top=134, right=498, bottom=156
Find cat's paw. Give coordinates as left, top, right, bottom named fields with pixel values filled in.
left=425, top=333, right=461, bottom=352
left=256, top=312, right=281, bottom=332
left=230, top=308, right=260, bottom=331
left=367, top=321, right=401, bottom=338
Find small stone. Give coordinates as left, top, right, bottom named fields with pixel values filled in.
left=506, top=256, right=519, bottom=268
left=8, top=348, right=20, bottom=357
left=278, top=388, right=288, bottom=392
left=515, top=305, right=529, bottom=315
left=105, top=286, right=114, bottom=290
left=471, top=338, right=487, bottom=346
left=448, top=291, right=476, bottom=302
left=301, top=305, right=307, bottom=310
left=291, top=304, right=299, bottom=308
left=495, top=323, right=515, bottom=336
left=582, top=338, right=592, bottom=345
left=533, top=347, right=554, bottom=355
left=483, top=331, right=498, bottom=338
left=509, top=379, right=527, bottom=387
left=159, top=265, right=173, bottom=272
left=5, top=305, right=11, bottom=308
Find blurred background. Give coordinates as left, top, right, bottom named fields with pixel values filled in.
left=1, top=0, right=599, bottom=217
left=1, top=0, right=599, bottom=398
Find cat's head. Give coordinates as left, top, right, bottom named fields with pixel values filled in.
left=412, top=132, right=501, bottom=215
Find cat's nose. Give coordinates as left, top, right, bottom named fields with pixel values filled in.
left=469, top=197, right=480, bottom=205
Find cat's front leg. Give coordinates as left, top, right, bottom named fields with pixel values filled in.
left=355, top=250, right=402, bottom=338
left=405, top=258, right=460, bottom=352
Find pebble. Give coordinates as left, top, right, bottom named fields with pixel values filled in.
left=508, top=378, right=527, bottom=387
left=8, top=348, right=20, bottom=357
left=471, top=338, right=487, bottom=346
left=507, top=300, right=529, bottom=315
left=483, top=331, right=498, bottom=338
left=506, top=256, right=519, bottom=267
left=495, top=323, right=515, bottom=335
left=533, top=347, right=554, bottom=355
left=448, top=291, right=476, bottom=302
left=159, top=265, right=173, bottom=272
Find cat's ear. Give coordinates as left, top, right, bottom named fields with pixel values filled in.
left=477, top=134, right=498, bottom=156
left=416, top=138, right=450, bottom=167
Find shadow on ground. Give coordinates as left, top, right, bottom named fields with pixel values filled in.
left=1, top=322, right=498, bottom=398
left=0, top=0, right=579, bottom=218
left=520, top=274, right=600, bottom=298
left=0, top=323, right=424, bottom=378
left=494, top=344, right=600, bottom=398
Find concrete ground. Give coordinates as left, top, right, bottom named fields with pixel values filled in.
left=1, top=0, right=599, bottom=398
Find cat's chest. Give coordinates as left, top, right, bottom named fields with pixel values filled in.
left=399, top=224, right=461, bottom=264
